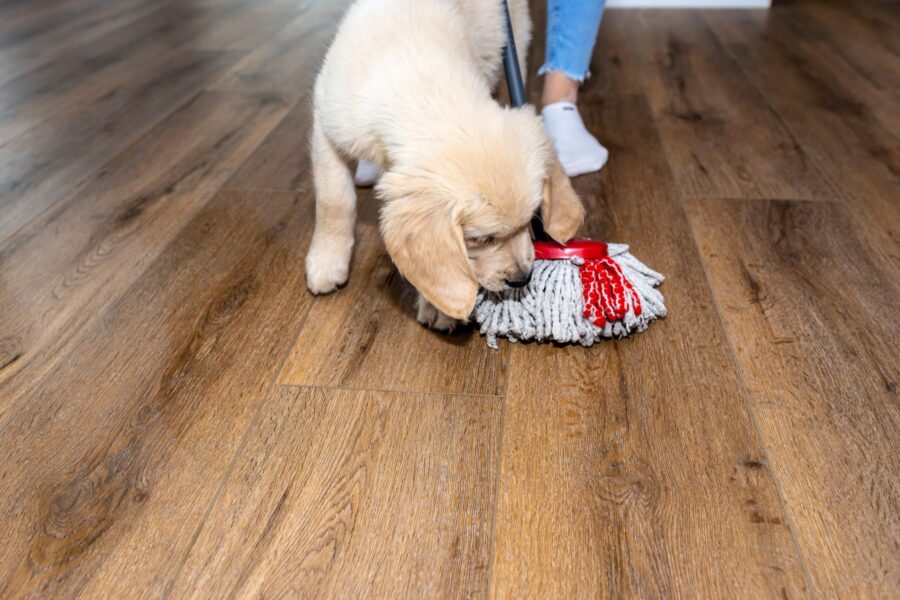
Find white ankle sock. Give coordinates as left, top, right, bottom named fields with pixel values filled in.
left=354, top=159, right=382, bottom=187
left=541, top=102, right=609, bottom=177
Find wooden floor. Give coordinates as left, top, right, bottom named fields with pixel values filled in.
left=1, top=0, right=897, bottom=597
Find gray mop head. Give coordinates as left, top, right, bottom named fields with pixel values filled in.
left=474, top=240, right=666, bottom=348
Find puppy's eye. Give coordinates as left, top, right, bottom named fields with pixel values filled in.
left=468, top=235, right=495, bottom=245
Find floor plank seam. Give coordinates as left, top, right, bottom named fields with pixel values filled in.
left=204, top=84, right=312, bottom=96
left=677, top=196, right=820, bottom=598
left=164, top=267, right=321, bottom=595
left=4, top=1, right=896, bottom=594
left=276, top=382, right=505, bottom=400
left=219, top=185, right=307, bottom=194
left=679, top=205, right=818, bottom=598
left=214, top=99, right=306, bottom=194
left=704, top=10, right=900, bottom=278
left=163, top=386, right=269, bottom=598
left=678, top=195, right=841, bottom=204
left=484, top=344, right=513, bottom=599
left=624, top=22, right=820, bottom=584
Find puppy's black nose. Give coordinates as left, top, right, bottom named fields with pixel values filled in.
left=506, top=270, right=532, bottom=288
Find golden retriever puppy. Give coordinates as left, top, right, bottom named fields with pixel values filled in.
left=306, top=0, right=584, bottom=330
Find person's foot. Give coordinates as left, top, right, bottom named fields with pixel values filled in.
left=354, top=159, right=382, bottom=187
left=541, top=102, right=609, bottom=177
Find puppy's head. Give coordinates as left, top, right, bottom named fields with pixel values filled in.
left=377, top=107, right=584, bottom=320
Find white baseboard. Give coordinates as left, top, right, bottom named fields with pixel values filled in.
left=607, top=0, right=770, bottom=7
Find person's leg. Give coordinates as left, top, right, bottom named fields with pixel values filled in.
left=540, top=0, right=608, bottom=177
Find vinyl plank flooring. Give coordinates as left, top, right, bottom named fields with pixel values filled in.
left=225, top=94, right=312, bottom=191
left=0, top=50, right=243, bottom=241
left=853, top=0, right=900, bottom=33
left=785, top=0, right=900, bottom=121
left=631, top=9, right=834, bottom=201
left=277, top=197, right=509, bottom=396
left=0, top=0, right=262, bottom=145
left=169, top=386, right=501, bottom=599
left=211, top=1, right=352, bottom=93
left=707, top=10, right=900, bottom=270
left=686, top=197, right=899, bottom=598
left=0, top=189, right=315, bottom=598
left=216, top=6, right=346, bottom=192
left=224, top=97, right=314, bottom=192
left=488, top=94, right=810, bottom=598
left=0, top=90, right=292, bottom=417
left=0, top=4, right=200, bottom=144
left=587, top=10, right=650, bottom=96
left=0, top=0, right=115, bottom=41
left=0, top=0, right=897, bottom=596
left=188, top=5, right=299, bottom=51
left=0, top=0, right=154, bottom=86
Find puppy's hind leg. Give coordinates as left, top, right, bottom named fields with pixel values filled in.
left=306, top=119, right=357, bottom=295
left=416, top=293, right=461, bottom=333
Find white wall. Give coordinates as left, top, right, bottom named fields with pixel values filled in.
left=607, top=0, right=770, bottom=7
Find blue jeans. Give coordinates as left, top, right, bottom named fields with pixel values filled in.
left=539, top=0, right=606, bottom=82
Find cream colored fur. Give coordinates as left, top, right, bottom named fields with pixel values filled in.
left=306, top=0, right=584, bottom=327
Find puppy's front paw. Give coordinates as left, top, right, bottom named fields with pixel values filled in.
left=305, top=246, right=350, bottom=295
left=416, top=295, right=460, bottom=332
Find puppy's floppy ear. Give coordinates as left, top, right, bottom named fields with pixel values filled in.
left=377, top=173, right=478, bottom=321
left=542, top=157, right=585, bottom=244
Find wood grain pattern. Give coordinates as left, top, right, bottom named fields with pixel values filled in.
left=489, top=93, right=811, bottom=598
left=169, top=386, right=501, bottom=598
left=706, top=8, right=900, bottom=270
left=0, top=4, right=213, bottom=144
left=0, top=0, right=295, bottom=143
left=224, top=94, right=314, bottom=192
left=277, top=198, right=509, bottom=396
left=0, top=0, right=133, bottom=47
left=631, top=9, right=835, bottom=201
left=188, top=3, right=298, bottom=51
left=0, top=1, right=897, bottom=597
left=584, top=9, right=648, bottom=96
left=0, top=50, right=242, bottom=241
left=0, top=0, right=156, bottom=86
left=0, top=90, right=292, bottom=409
left=686, top=197, right=900, bottom=598
left=211, top=1, right=352, bottom=93
left=784, top=0, right=900, bottom=127
left=0, top=189, right=315, bottom=598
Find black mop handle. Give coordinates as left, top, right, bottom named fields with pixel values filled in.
left=501, top=1, right=526, bottom=108
left=500, top=0, right=549, bottom=241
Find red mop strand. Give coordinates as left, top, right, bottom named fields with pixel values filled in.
left=474, top=239, right=666, bottom=348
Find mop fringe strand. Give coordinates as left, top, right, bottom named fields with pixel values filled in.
left=474, top=240, right=666, bottom=349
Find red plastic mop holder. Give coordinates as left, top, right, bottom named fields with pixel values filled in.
left=533, top=238, right=641, bottom=327
left=533, top=238, right=608, bottom=260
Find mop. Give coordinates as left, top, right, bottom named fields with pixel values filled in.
left=474, top=1, right=666, bottom=348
